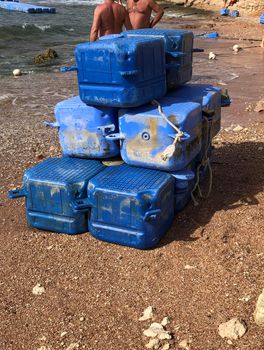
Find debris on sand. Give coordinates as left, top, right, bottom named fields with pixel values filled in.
left=161, top=343, right=170, bottom=350
left=34, top=48, right=58, bottom=65
left=65, top=343, right=79, bottom=350
left=32, top=283, right=45, bottom=295
left=254, top=289, right=264, bottom=326
left=233, top=125, right=244, bottom=132
left=145, top=338, right=160, bottom=349
left=254, top=99, right=264, bottom=113
left=143, top=322, right=172, bottom=340
left=209, top=52, right=216, bottom=60
left=179, top=338, right=190, bottom=349
left=161, top=317, right=169, bottom=326
left=218, top=318, right=247, bottom=340
left=233, top=44, right=242, bottom=53
left=13, top=69, right=22, bottom=77
left=139, top=306, right=154, bottom=321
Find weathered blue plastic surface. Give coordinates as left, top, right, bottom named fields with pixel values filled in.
left=123, top=28, right=193, bottom=89
left=112, top=98, right=202, bottom=172
left=172, top=168, right=195, bottom=213
left=8, top=158, right=105, bottom=234
left=75, top=35, right=166, bottom=107
left=0, top=1, right=56, bottom=13
left=167, top=83, right=221, bottom=135
left=260, top=13, right=264, bottom=24
left=220, top=8, right=230, bottom=16
left=86, top=164, right=175, bottom=249
left=50, top=96, right=119, bottom=159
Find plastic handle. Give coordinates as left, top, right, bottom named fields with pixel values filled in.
left=192, top=48, right=204, bottom=53
left=72, top=198, right=91, bottom=212
left=167, top=52, right=186, bottom=58
left=60, top=66, right=78, bottom=73
left=8, top=188, right=26, bottom=199
left=105, top=133, right=125, bottom=141
left=120, top=70, right=138, bottom=77
left=97, top=124, right=115, bottom=136
left=143, top=209, right=161, bottom=222
left=169, top=132, right=190, bottom=141
left=44, top=121, right=60, bottom=127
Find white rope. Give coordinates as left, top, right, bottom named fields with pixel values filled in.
left=152, top=100, right=184, bottom=161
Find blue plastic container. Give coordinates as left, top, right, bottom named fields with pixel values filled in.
left=260, top=13, right=264, bottom=24
left=230, top=10, right=239, bottom=17
left=75, top=164, right=175, bottom=249
left=122, top=28, right=193, bottom=89
left=106, top=98, right=202, bottom=172
left=46, top=96, right=120, bottom=159
left=220, top=8, right=230, bottom=16
left=167, top=84, right=221, bottom=159
left=172, top=169, right=195, bottom=213
left=8, top=158, right=105, bottom=234
left=74, top=34, right=166, bottom=107
left=0, top=1, right=55, bottom=13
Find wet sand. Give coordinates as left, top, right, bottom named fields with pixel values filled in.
left=0, top=13, right=264, bottom=350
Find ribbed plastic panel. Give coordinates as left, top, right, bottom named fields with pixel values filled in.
left=91, top=164, right=172, bottom=192
left=26, top=158, right=104, bottom=184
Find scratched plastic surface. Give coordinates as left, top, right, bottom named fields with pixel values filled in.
left=123, top=28, right=193, bottom=89
left=115, top=97, right=202, bottom=172
left=52, top=96, right=119, bottom=158
left=86, top=164, right=175, bottom=249
left=8, top=158, right=105, bottom=234
left=167, top=84, right=221, bottom=161
left=75, top=35, right=166, bottom=107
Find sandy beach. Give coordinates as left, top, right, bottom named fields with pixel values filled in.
left=0, top=10, right=264, bottom=350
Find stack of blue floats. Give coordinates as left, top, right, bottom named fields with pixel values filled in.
left=9, top=29, right=222, bottom=249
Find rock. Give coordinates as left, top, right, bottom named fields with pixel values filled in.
left=79, top=316, right=85, bottom=322
left=254, top=99, right=264, bottom=113
left=13, top=69, right=22, bottom=77
left=32, top=283, right=45, bottom=295
left=254, top=289, right=264, bottom=326
left=161, top=343, right=170, bottom=350
left=34, top=48, right=58, bottom=65
left=209, top=52, right=216, bottom=60
left=145, top=338, right=160, bottom=349
left=143, top=323, right=172, bottom=340
left=161, top=316, right=169, bottom=326
left=218, top=318, right=247, bottom=340
left=184, top=264, right=196, bottom=270
left=139, top=306, right=154, bottom=321
left=65, top=343, right=79, bottom=350
left=233, top=125, right=244, bottom=132
left=179, top=339, right=190, bottom=349
left=233, top=44, right=241, bottom=53
left=60, top=332, right=67, bottom=338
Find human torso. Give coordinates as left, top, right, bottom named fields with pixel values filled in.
left=127, top=0, right=152, bottom=29
left=99, top=3, right=126, bottom=36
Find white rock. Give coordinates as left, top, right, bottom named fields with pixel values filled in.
left=145, top=338, right=160, bottom=349
left=32, top=283, right=45, bottom=295
left=13, top=69, right=22, bottom=77
left=179, top=339, right=190, bottom=349
left=60, top=332, right=67, bottom=338
left=233, top=125, right=244, bottom=132
left=218, top=318, right=247, bottom=340
left=139, top=306, right=154, bottom=321
left=79, top=316, right=85, bottom=322
left=254, top=289, right=264, bottom=326
left=161, top=343, right=170, bottom=350
left=233, top=44, right=241, bottom=53
left=161, top=316, right=169, bottom=326
left=184, top=264, right=196, bottom=270
left=209, top=52, right=216, bottom=60
left=144, top=323, right=171, bottom=340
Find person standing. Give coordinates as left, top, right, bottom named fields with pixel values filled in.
left=90, top=0, right=132, bottom=42
left=126, top=0, right=164, bottom=29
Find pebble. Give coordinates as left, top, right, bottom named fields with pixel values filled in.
left=143, top=323, right=172, bottom=340
left=254, top=288, right=264, bottom=326
left=184, top=264, right=196, bottom=270
left=61, top=332, right=67, bottom=338
left=233, top=125, right=244, bottom=132
left=32, top=283, right=45, bottom=295
left=233, top=44, right=241, bottom=53
left=139, top=306, right=154, bottom=321
left=209, top=52, right=216, bottom=60
left=218, top=318, right=247, bottom=340
left=65, top=343, right=79, bottom=350
left=179, top=339, right=190, bottom=349
left=79, top=316, right=85, bottom=322
left=13, top=69, right=22, bottom=77
left=145, top=338, right=160, bottom=349
left=161, top=317, right=169, bottom=326
left=161, top=343, right=170, bottom=350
